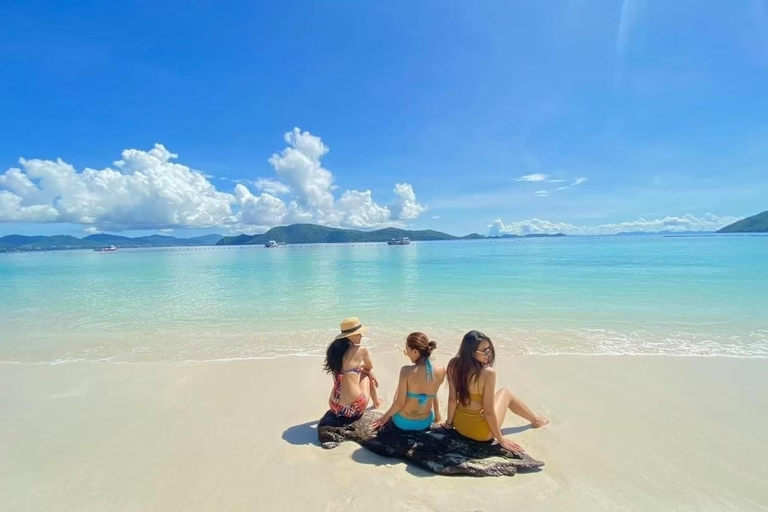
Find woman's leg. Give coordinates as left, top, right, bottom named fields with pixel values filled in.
left=492, top=388, right=549, bottom=429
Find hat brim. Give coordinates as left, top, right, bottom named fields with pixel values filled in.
left=334, top=325, right=368, bottom=340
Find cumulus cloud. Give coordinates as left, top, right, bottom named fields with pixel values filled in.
left=488, top=213, right=742, bottom=236
left=0, top=128, right=427, bottom=232
left=392, top=183, right=427, bottom=220
left=0, top=144, right=234, bottom=230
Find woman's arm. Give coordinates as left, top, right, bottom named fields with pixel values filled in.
left=361, top=347, right=378, bottom=387
left=432, top=397, right=442, bottom=423
left=444, top=369, right=457, bottom=428
left=361, top=346, right=374, bottom=371
left=372, top=368, right=408, bottom=429
left=481, top=368, right=504, bottom=441
left=481, top=368, right=524, bottom=453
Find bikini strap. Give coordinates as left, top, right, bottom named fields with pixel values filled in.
left=424, top=358, right=434, bottom=382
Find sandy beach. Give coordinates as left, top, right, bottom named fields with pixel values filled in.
left=1, top=354, right=767, bottom=511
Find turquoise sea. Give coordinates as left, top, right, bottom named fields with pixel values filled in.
left=0, top=235, right=766, bottom=363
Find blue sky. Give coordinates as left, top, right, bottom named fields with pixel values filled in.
left=1, top=0, right=766, bottom=236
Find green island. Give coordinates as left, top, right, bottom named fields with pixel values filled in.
left=0, top=224, right=566, bottom=253
left=717, top=210, right=768, bottom=233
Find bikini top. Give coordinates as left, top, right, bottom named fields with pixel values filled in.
left=335, top=366, right=362, bottom=382
left=406, top=359, right=436, bottom=406
left=458, top=391, right=484, bottom=410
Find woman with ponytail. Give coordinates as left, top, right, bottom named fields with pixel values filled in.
left=372, top=332, right=446, bottom=431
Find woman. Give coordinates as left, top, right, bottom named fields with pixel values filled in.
left=444, top=330, right=548, bottom=453
left=324, top=317, right=383, bottom=419
left=373, top=332, right=447, bottom=431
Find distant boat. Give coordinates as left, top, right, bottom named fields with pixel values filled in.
left=264, top=240, right=279, bottom=248
left=387, top=237, right=411, bottom=245
left=94, top=245, right=117, bottom=252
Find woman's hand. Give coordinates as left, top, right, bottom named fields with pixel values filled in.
left=499, top=437, right=525, bottom=454
left=371, top=416, right=389, bottom=430
left=361, top=368, right=379, bottom=388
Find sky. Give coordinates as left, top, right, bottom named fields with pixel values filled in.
left=1, top=0, right=767, bottom=237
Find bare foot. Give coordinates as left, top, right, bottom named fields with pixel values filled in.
left=531, top=416, right=550, bottom=429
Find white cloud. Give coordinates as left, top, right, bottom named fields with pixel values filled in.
left=0, top=128, right=427, bottom=232
left=615, top=0, right=643, bottom=84
left=0, top=145, right=234, bottom=230
left=392, top=183, right=427, bottom=220
left=556, top=176, right=588, bottom=190
left=268, top=128, right=335, bottom=215
left=83, top=226, right=99, bottom=235
left=515, top=174, right=575, bottom=194
left=253, top=178, right=291, bottom=196
left=489, top=213, right=742, bottom=236
left=515, top=173, right=549, bottom=182
left=431, top=215, right=440, bottom=219
left=332, top=189, right=392, bottom=228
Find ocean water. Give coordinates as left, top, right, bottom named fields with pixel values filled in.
left=0, top=235, right=766, bottom=363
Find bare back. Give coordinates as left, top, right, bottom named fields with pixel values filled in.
left=398, top=363, right=446, bottom=419
left=334, top=344, right=372, bottom=404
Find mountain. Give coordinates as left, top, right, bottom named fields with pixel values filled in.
left=0, top=233, right=223, bottom=252
left=716, top=211, right=768, bottom=233
left=217, top=224, right=460, bottom=245
left=216, top=224, right=567, bottom=246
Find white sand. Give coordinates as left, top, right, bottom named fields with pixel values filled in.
left=1, top=355, right=767, bottom=511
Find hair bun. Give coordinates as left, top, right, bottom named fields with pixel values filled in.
left=427, top=340, right=437, bottom=352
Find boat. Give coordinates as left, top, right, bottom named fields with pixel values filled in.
left=94, top=245, right=117, bottom=252
left=264, top=240, right=279, bottom=248
left=387, top=237, right=411, bottom=245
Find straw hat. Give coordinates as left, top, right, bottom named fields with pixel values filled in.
left=335, top=317, right=368, bottom=340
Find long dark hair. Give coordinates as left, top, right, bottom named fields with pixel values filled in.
left=324, top=337, right=351, bottom=374
left=448, top=330, right=496, bottom=406
left=406, top=332, right=437, bottom=365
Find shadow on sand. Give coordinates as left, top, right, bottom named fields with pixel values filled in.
left=282, top=420, right=321, bottom=446
left=350, top=448, right=436, bottom=477
left=502, top=424, right=533, bottom=436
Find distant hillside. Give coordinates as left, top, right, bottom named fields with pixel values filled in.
left=0, top=233, right=223, bottom=253
left=717, top=211, right=768, bottom=233
left=217, top=224, right=460, bottom=245
left=216, top=224, right=566, bottom=246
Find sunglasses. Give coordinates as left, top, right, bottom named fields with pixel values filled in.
left=475, top=347, right=492, bottom=357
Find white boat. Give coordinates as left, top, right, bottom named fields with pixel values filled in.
left=94, top=245, right=117, bottom=252
left=387, top=237, right=411, bottom=245
left=264, top=240, right=278, bottom=248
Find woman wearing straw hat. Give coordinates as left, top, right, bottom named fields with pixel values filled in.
left=324, top=317, right=383, bottom=419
